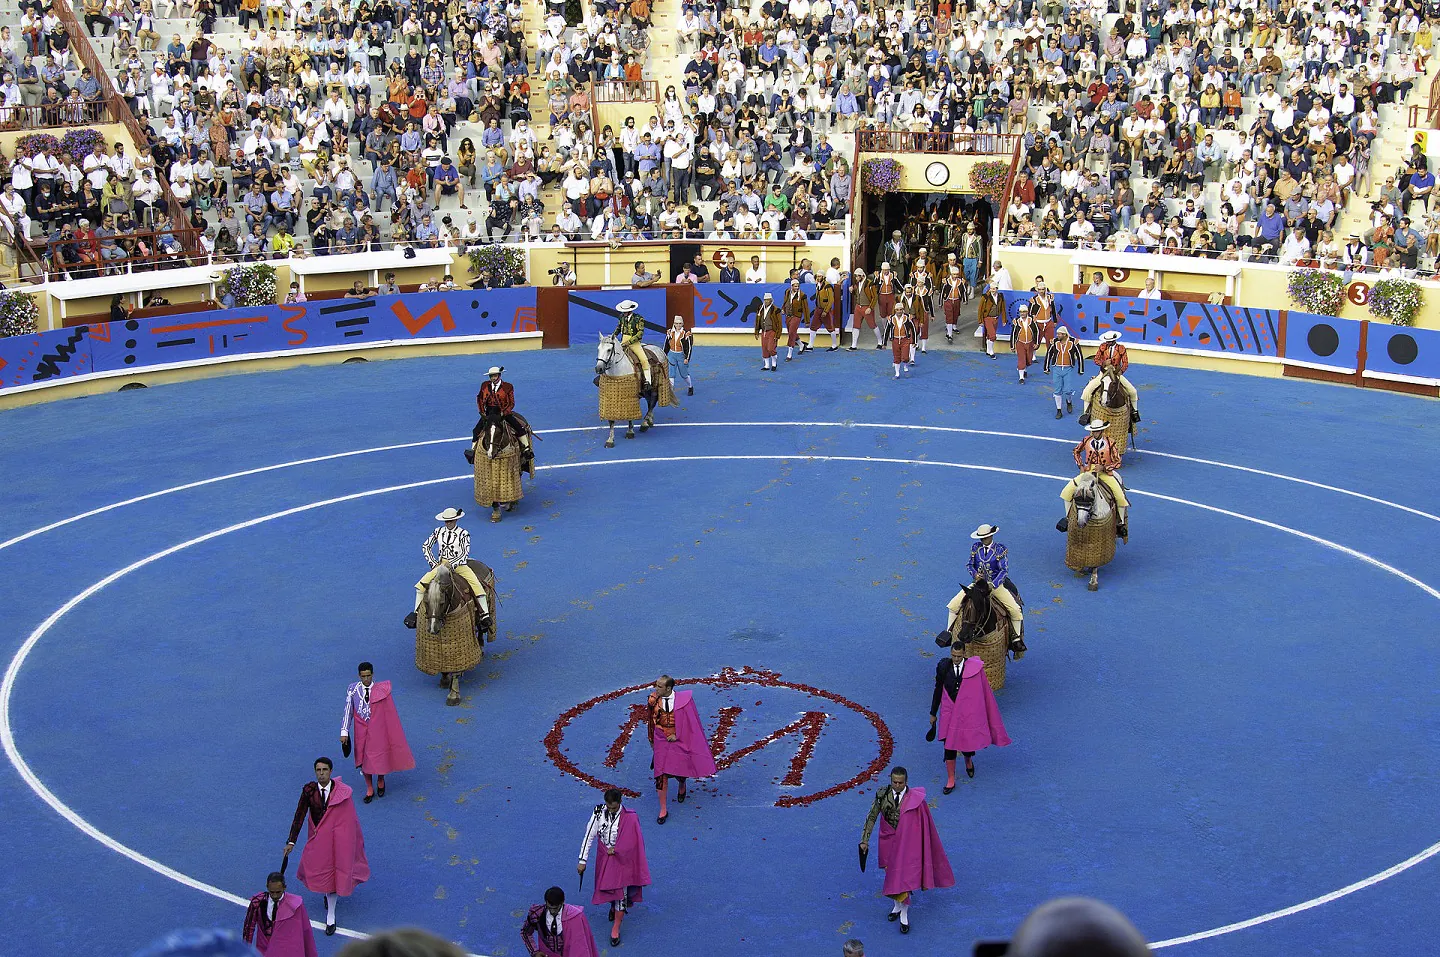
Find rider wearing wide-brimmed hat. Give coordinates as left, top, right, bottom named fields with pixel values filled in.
left=1080, top=330, right=1140, bottom=424
left=471, top=366, right=533, bottom=468
left=614, top=299, right=653, bottom=388
left=946, top=523, right=1024, bottom=639
left=1063, top=422, right=1130, bottom=538
left=404, top=507, right=489, bottom=630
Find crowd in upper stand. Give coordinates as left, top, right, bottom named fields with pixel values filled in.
left=0, top=0, right=1436, bottom=277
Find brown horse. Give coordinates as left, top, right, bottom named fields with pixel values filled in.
left=415, top=561, right=496, bottom=705
left=1081, top=370, right=1136, bottom=455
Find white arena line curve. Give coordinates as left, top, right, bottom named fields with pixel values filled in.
left=3, top=454, right=1439, bottom=952
left=0, top=422, right=1434, bottom=560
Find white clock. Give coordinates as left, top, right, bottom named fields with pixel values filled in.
left=925, top=161, right=950, bottom=187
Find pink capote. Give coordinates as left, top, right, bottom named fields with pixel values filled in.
left=937, top=656, right=1012, bottom=753
left=354, top=681, right=417, bottom=775
left=253, top=893, right=319, bottom=957
left=296, top=778, right=371, bottom=896
left=592, top=808, right=652, bottom=906
left=879, top=788, right=956, bottom=896
left=651, top=690, right=718, bottom=778
left=536, top=904, right=600, bottom=957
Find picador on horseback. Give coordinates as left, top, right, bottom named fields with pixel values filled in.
left=467, top=366, right=534, bottom=472
left=404, top=507, right=491, bottom=631
left=1061, top=421, right=1131, bottom=541
left=1079, top=330, right=1141, bottom=432
left=946, top=524, right=1026, bottom=651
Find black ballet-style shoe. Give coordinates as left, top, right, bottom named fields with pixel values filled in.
left=657, top=813, right=667, bottom=825
left=943, top=784, right=955, bottom=795
left=676, top=787, right=687, bottom=803
left=363, top=793, right=374, bottom=804
left=966, top=761, right=976, bottom=779
left=687, top=386, right=693, bottom=395
left=900, top=920, right=910, bottom=934
left=325, top=924, right=337, bottom=936
left=611, top=936, right=621, bottom=947
left=377, top=782, right=385, bottom=797
left=888, top=912, right=900, bottom=922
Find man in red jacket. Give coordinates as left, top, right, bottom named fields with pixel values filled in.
left=469, top=366, right=533, bottom=469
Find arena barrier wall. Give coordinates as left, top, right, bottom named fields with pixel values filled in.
left=998, top=291, right=1439, bottom=396
left=567, top=289, right=668, bottom=339
left=0, top=288, right=543, bottom=395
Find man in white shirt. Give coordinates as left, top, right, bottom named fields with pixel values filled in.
left=744, top=254, right=767, bottom=282
left=1138, top=277, right=1163, bottom=299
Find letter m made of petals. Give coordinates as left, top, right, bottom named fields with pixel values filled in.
left=391, top=300, right=456, bottom=336
left=604, top=704, right=829, bottom=787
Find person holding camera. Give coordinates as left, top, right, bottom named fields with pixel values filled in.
left=551, top=262, right=577, bottom=286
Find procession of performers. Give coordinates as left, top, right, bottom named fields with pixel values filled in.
left=251, top=262, right=1151, bottom=950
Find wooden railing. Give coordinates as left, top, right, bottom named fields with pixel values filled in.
left=593, top=80, right=658, bottom=105
left=1407, top=69, right=1440, bottom=129
left=857, top=129, right=1024, bottom=156
left=0, top=100, right=111, bottom=130
left=21, top=225, right=204, bottom=282
left=49, top=0, right=200, bottom=257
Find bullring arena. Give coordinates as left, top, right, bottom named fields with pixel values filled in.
left=4, top=0, right=1440, bottom=949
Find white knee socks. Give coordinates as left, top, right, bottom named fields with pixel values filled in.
left=1054, top=395, right=1063, bottom=410
left=325, top=894, right=337, bottom=925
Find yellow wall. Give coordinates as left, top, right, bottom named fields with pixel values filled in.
left=595, top=102, right=659, bottom=137
left=858, top=151, right=1010, bottom=195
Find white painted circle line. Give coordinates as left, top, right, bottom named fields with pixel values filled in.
left=1, top=422, right=1432, bottom=561
left=3, top=453, right=1438, bottom=952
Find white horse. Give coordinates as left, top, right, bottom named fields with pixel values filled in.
left=595, top=333, right=669, bottom=448
left=1065, top=470, right=1119, bottom=591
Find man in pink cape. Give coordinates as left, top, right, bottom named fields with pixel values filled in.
left=929, top=640, right=1012, bottom=791
left=577, top=788, right=652, bottom=946
left=645, top=675, right=717, bottom=824
left=284, top=757, right=370, bottom=936
left=858, top=767, right=955, bottom=934
left=242, top=872, right=318, bottom=957
left=340, top=661, right=417, bottom=803
left=522, top=886, right=600, bottom=957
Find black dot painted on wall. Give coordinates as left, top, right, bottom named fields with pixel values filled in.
left=125, top=339, right=137, bottom=349
left=1387, top=333, right=1419, bottom=366
left=472, top=300, right=479, bottom=309
left=126, top=320, right=140, bottom=331
left=481, top=311, right=490, bottom=319
left=1307, top=323, right=1340, bottom=357
left=124, top=356, right=136, bottom=365
left=491, top=321, right=498, bottom=327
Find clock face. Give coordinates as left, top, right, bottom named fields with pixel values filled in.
left=925, top=161, right=950, bottom=186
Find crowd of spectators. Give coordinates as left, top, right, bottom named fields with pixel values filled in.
left=1, top=0, right=1437, bottom=278
left=947, top=0, right=1440, bottom=275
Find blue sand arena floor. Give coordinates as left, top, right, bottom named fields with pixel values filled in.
left=1, top=346, right=1438, bottom=957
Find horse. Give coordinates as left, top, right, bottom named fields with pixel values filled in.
left=595, top=333, right=677, bottom=448
left=936, top=577, right=1027, bottom=690
left=414, top=561, right=495, bottom=706
left=1082, top=370, right=1135, bottom=456
left=1064, top=470, right=1119, bottom=591
left=473, top=413, right=532, bottom=522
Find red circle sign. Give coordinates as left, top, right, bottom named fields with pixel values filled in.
left=1347, top=281, right=1371, bottom=305
left=1107, top=268, right=1129, bottom=283
left=545, top=666, right=894, bottom=808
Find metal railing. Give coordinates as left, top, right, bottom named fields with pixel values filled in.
left=857, top=129, right=1024, bottom=156
left=0, top=100, right=111, bottom=130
